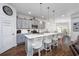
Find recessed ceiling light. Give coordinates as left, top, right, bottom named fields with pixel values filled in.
left=28, top=11, right=31, bottom=14
left=40, top=21, right=42, bottom=24
left=62, top=15, right=65, bottom=17
left=42, top=16, right=44, bottom=18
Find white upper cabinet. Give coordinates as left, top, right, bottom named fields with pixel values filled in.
left=27, top=19, right=32, bottom=29
left=16, top=17, right=45, bottom=29
left=22, top=20, right=29, bottom=29
left=16, top=18, right=32, bottom=29
left=38, top=21, right=45, bottom=29
left=16, top=19, right=22, bottom=29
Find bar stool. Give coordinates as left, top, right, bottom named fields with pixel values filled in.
left=32, top=37, right=43, bottom=56
left=50, top=35, right=54, bottom=49
left=52, top=34, right=58, bottom=48
left=43, top=36, right=52, bottom=55
left=58, top=33, right=63, bottom=48
left=58, top=33, right=63, bottom=39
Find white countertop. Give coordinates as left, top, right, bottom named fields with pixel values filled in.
left=25, top=32, right=58, bottom=39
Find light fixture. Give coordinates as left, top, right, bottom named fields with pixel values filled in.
left=39, top=3, right=43, bottom=24
left=52, top=10, right=55, bottom=21
left=40, top=3, right=42, bottom=19
left=47, top=6, right=50, bottom=20
left=28, top=11, right=31, bottom=15
left=40, top=21, right=42, bottom=24
left=62, top=15, right=65, bottom=17
left=42, top=16, right=44, bottom=18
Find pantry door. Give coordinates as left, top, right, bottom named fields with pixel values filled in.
left=0, top=4, right=16, bottom=54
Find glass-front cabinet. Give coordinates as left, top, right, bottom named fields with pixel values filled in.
left=16, top=17, right=45, bottom=29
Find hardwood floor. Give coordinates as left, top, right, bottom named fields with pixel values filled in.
left=0, top=43, right=73, bottom=56
left=0, top=44, right=26, bottom=56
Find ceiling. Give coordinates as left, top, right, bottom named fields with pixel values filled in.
left=9, top=3, right=79, bottom=20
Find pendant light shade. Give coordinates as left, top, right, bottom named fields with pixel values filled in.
left=52, top=10, right=55, bottom=20
left=40, top=3, right=42, bottom=19
left=39, top=3, right=43, bottom=24
left=47, top=6, right=50, bottom=21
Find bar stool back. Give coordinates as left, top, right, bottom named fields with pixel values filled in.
left=32, top=37, right=43, bottom=56
left=52, top=34, right=58, bottom=48
left=58, top=33, right=63, bottom=48
left=43, top=35, right=52, bottom=55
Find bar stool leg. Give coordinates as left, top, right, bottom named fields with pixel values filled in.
left=44, top=44, right=47, bottom=56
left=49, top=44, right=51, bottom=52
left=38, top=49, right=41, bottom=56
left=46, top=44, right=48, bottom=56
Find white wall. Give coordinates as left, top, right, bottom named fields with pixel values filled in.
left=45, top=19, right=56, bottom=32
left=71, top=12, right=79, bottom=41
left=55, top=16, right=71, bottom=35
left=0, top=3, right=16, bottom=54
left=44, top=16, right=71, bottom=33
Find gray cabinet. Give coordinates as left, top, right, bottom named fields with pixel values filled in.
left=16, top=34, right=26, bottom=44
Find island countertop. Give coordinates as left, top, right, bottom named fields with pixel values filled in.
left=25, top=32, right=59, bottom=39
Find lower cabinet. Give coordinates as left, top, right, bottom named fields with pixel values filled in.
left=16, top=34, right=26, bottom=44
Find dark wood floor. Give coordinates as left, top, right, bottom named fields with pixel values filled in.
left=0, top=43, right=73, bottom=56
left=0, top=44, right=26, bottom=56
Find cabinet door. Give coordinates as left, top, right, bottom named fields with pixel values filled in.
left=22, top=20, right=29, bottom=29
left=22, top=20, right=26, bottom=29
left=25, top=20, right=29, bottom=28
left=16, top=20, right=18, bottom=29
left=38, top=21, right=45, bottom=29
left=41, top=22, right=45, bottom=29
left=17, top=19, right=22, bottom=29
left=28, top=20, right=32, bottom=29
left=17, top=34, right=26, bottom=44
left=16, top=34, right=24, bottom=44
left=31, top=20, right=34, bottom=25
left=33, top=20, right=39, bottom=25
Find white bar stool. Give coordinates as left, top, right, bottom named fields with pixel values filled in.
left=58, top=33, right=63, bottom=39
left=52, top=34, right=58, bottom=48
left=57, top=33, right=63, bottom=48
left=50, top=35, right=54, bottom=49
left=32, top=37, right=43, bottom=56
left=43, top=36, right=52, bottom=55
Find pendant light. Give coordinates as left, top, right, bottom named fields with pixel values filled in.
left=47, top=6, right=50, bottom=21
left=40, top=3, right=42, bottom=19
left=39, top=3, right=42, bottom=24
left=52, top=9, right=57, bottom=32
left=52, top=10, right=55, bottom=22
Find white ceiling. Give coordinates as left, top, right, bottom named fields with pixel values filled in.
left=9, top=3, right=79, bottom=20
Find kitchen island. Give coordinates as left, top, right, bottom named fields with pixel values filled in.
left=25, top=32, right=61, bottom=56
